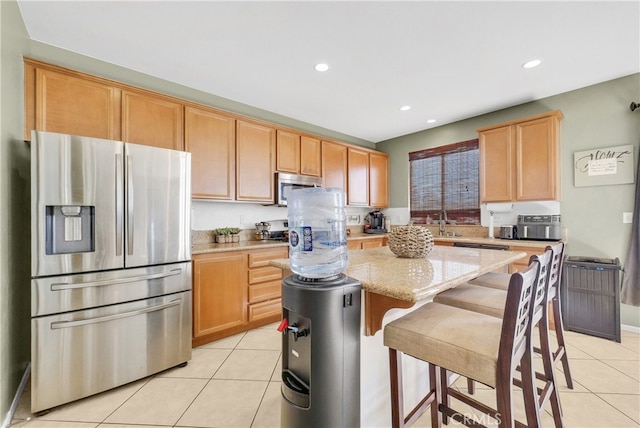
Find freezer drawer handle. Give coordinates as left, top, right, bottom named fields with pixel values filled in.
left=50, top=268, right=183, bottom=291
left=50, top=298, right=182, bottom=329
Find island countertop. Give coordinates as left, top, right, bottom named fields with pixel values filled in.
left=270, top=245, right=527, bottom=303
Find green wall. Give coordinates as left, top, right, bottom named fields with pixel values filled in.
left=1, top=1, right=32, bottom=425
left=377, top=74, right=640, bottom=328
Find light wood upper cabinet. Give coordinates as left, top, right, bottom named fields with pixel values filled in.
left=28, top=66, right=121, bottom=140
left=276, top=131, right=321, bottom=177
left=185, top=106, right=235, bottom=200
left=515, top=116, right=561, bottom=201
left=322, top=140, right=348, bottom=190
left=478, top=110, right=563, bottom=203
left=479, top=126, right=515, bottom=202
left=347, top=147, right=370, bottom=206
left=236, top=120, right=276, bottom=202
left=300, top=136, right=322, bottom=177
left=121, top=90, right=184, bottom=150
left=276, top=129, right=300, bottom=174
left=369, top=152, right=389, bottom=208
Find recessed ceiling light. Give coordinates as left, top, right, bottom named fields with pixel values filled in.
left=315, top=63, right=329, bottom=72
left=400, top=105, right=411, bottom=111
left=427, top=119, right=436, bottom=124
left=522, top=59, right=542, bottom=69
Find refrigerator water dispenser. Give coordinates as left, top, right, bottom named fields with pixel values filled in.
left=45, top=205, right=95, bottom=254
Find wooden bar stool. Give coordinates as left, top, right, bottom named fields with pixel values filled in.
left=433, top=246, right=563, bottom=427
left=466, top=243, right=573, bottom=389
left=383, top=260, right=543, bottom=428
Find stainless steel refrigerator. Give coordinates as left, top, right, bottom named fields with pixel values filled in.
left=30, top=131, right=192, bottom=413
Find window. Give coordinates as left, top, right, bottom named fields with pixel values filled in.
left=409, top=139, right=480, bottom=224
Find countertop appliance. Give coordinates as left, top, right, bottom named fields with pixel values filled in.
left=499, top=225, right=518, bottom=240
left=30, top=131, right=192, bottom=413
left=275, top=172, right=323, bottom=206
left=364, top=210, right=386, bottom=234
left=516, top=214, right=562, bottom=241
left=255, top=219, right=289, bottom=241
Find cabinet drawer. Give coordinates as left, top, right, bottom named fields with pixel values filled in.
left=248, top=248, right=288, bottom=268
left=249, top=298, right=282, bottom=322
left=249, top=266, right=283, bottom=284
left=249, top=279, right=281, bottom=303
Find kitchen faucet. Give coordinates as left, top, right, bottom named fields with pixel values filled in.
left=439, top=210, right=447, bottom=236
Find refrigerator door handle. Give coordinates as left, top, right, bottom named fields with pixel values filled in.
left=49, top=268, right=183, bottom=291
left=115, top=153, right=124, bottom=256
left=126, top=155, right=134, bottom=255
left=50, top=298, right=183, bottom=329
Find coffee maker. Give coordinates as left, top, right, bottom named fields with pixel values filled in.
left=364, top=210, right=386, bottom=234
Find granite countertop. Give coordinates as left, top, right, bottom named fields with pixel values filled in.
left=192, top=232, right=388, bottom=255
left=434, top=236, right=560, bottom=248
left=269, top=245, right=527, bottom=303
left=192, top=240, right=288, bottom=255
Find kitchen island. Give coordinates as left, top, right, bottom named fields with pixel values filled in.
left=270, top=245, right=527, bottom=335
left=270, top=245, right=527, bottom=427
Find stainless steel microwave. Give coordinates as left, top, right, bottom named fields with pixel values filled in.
left=275, top=172, right=323, bottom=206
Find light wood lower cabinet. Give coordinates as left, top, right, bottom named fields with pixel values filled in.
left=192, top=252, right=247, bottom=343
left=192, top=247, right=287, bottom=346
left=347, top=237, right=387, bottom=250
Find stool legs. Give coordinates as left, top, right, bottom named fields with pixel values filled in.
left=388, top=348, right=439, bottom=428
left=552, top=294, right=574, bottom=389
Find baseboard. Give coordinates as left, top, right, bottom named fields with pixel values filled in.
left=1, top=363, right=30, bottom=428
left=621, top=324, right=640, bottom=334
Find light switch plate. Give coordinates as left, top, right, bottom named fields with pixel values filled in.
left=347, top=214, right=360, bottom=224
left=623, top=212, right=633, bottom=223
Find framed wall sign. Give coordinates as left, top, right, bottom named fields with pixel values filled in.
left=574, top=144, right=635, bottom=187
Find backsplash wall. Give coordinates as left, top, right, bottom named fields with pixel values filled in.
left=192, top=200, right=372, bottom=231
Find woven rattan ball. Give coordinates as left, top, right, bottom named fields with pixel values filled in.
left=387, top=225, right=434, bottom=258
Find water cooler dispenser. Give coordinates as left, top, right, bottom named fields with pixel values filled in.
left=279, top=274, right=361, bottom=428
left=280, top=187, right=361, bottom=427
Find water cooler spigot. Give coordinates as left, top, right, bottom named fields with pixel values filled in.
left=277, top=318, right=308, bottom=341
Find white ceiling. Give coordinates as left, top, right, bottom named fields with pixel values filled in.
left=17, top=1, right=640, bottom=143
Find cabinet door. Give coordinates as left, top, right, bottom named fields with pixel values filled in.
left=185, top=106, right=235, bottom=199
left=276, top=129, right=300, bottom=173
left=236, top=120, right=276, bottom=202
left=516, top=116, right=560, bottom=201
left=192, top=253, right=247, bottom=338
left=348, top=147, right=370, bottom=206
left=361, top=238, right=383, bottom=249
left=122, top=90, right=184, bottom=150
left=33, top=68, right=120, bottom=140
left=300, top=136, right=322, bottom=177
left=369, top=152, right=389, bottom=208
left=347, top=240, right=363, bottom=250
left=479, top=126, right=515, bottom=202
left=322, top=141, right=348, bottom=190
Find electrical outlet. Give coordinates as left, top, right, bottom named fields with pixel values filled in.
left=623, top=212, right=633, bottom=224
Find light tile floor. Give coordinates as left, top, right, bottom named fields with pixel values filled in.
left=10, top=325, right=640, bottom=428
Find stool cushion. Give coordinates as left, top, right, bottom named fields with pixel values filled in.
left=468, top=272, right=510, bottom=290
left=433, top=283, right=507, bottom=318
left=383, top=302, right=502, bottom=387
